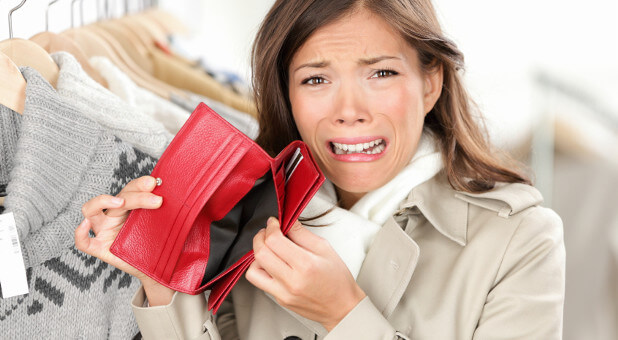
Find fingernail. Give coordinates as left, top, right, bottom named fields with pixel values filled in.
left=267, top=217, right=275, bottom=225
left=78, top=219, right=89, bottom=229
left=111, top=197, right=124, bottom=205
left=150, top=195, right=162, bottom=205
left=144, top=176, right=155, bottom=187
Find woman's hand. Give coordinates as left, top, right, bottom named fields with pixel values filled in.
left=246, top=218, right=366, bottom=332
left=75, top=175, right=174, bottom=305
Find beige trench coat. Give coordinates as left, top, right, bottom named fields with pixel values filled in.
left=132, top=174, right=565, bottom=339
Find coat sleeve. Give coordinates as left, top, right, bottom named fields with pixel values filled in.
left=324, top=296, right=410, bottom=340
left=131, top=287, right=239, bottom=340
left=473, top=206, right=566, bottom=339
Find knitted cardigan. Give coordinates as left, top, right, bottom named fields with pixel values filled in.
left=90, top=56, right=190, bottom=135
left=52, top=52, right=172, bottom=158
left=0, top=68, right=156, bottom=339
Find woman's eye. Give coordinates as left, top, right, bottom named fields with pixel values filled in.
left=372, top=69, right=398, bottom=78
left=302, top=76, right=326, bottom=85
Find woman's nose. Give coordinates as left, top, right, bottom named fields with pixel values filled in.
left=331, top=82, right=371, bottom=125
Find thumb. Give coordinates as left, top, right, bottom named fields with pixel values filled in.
left=286, top=220, right=325, bottom=251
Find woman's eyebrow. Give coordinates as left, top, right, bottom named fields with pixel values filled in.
left=294, top=61, right=330, bottom=72
left=293, top=55, right=399, bottom=72
left=358, top=55, right=399, bottom=65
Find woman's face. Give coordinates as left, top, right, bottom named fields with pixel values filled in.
left=288, top=8, right=442, bottom=208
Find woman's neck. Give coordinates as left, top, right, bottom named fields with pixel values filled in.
left=335, top=187, right=367, bottom=210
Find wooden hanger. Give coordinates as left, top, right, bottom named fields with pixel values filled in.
left=81, top=25, right=185, bottom=100
left=30, top=0, right=107, bottom=88
left=0, top=51, right=26, bottom=114
left=125, top=9, right=170, bottom=47
left=0, top=38, right=61, bottom=89
left=57, top=0, right=183, bottom=100
left=95, top=20, right=155, bottom=74
left=141, top=7, right=188, bottom=36
left=30, top=32, right=108, bottom=88
left=0, top=0, right=60, bottom=89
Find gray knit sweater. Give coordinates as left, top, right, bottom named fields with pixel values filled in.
left=0, top=68, right=156, bottom=339
left=52, top=51, right=172, bottom=158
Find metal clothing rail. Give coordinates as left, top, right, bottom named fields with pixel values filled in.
left=530, top=70, right=618, bottom=208
left=534, top=71, right=618, bottom=132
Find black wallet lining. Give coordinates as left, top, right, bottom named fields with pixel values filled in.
left=201, top=171, right=278, bottom=285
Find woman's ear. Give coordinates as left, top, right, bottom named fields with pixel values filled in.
left=423, top=64, right=443, bottom=115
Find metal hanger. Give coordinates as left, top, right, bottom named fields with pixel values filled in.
left=45, top=0, right=61, bottom=31
left=30, top=0, right=108, bottom=88
left=79, top=0, right=183, bottom=98
left=0, top=0, right=60, bottom=89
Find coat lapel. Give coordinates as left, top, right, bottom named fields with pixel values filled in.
left=356, top=216, right=420, bottom=319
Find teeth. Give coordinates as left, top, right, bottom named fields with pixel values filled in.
left=331, top=139, right=385, bottom=155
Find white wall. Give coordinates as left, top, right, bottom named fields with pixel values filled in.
left=434, top=0, right=618, bottom=149
left=158, top=0, right=274, bottom=84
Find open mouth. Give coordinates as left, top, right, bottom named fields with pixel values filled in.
left=330, top=138, right=386, bottom=155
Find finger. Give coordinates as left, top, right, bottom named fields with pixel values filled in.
left=75, top=219, right=95, bottom=255
left=253, top=228, right=266, bottom=252
left=118, top=176, right=158, bottom=194
left=263, top=217, right=307, bottom=267
left=253, top=240, right=292, bottom=281
left=246, top=261, right=284, bottom=295
left=286, top=220, right=331, bottom=254
left=105, top=191, right=163, bottom=217
left=254, top=226, right=293, bottom=277
left=81, top=195, right=125, bottom=219
left=246, top=262, right=300, bottom=310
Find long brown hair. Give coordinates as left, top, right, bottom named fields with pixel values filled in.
left=252, top=0, right=531, bottom=193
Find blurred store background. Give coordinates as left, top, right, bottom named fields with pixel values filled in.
left=0, top=0, right=616, bottom=338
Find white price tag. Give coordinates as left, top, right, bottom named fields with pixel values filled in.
left=0, top=212, right=29, bottom=298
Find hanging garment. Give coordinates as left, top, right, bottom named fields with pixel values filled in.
left=89, top=56, right=190, bottom=135
left=0, top=109, right=21, bottom=215
left=170, top=92, right=259, bottom=140
left=166, top=35, right=252, bottom=98
left=0, top=67, right=156, bottom=339
left=52, top=52, right=172, bottom=158
left=149, top=48, right=257, bottom=117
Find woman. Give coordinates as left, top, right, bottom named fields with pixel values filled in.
left=76, top=0, right=565, bottom=339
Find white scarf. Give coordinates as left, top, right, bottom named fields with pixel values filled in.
left=300, top=132, right=443, bottom=278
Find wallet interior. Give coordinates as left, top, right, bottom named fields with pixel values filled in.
left=201, top=171, right=278, bottom=285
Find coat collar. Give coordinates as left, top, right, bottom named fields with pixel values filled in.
left=399, top=174, right=469, bottom=246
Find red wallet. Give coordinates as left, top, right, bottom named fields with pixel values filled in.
left=110, top=103, right=324, bottom=313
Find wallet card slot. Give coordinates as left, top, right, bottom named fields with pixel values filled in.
left=201, top=171, right=278, bottom=285
left=158, top=135, right=244, bottom=281
left=281, top=149, right=320, bottom=230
